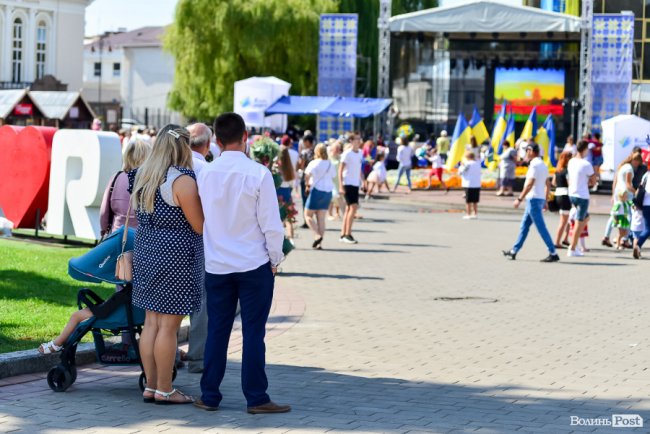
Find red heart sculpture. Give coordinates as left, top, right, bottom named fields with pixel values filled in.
left=0, top=126, right=56, bottom=228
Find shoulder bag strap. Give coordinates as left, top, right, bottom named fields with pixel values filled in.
left=105, top=171, right=122, bottom=233
left=121, top=200, right=132, bottom=255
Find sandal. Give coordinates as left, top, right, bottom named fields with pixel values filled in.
left=38, top=340, right=62, bottom=355
left=143, top=387, right=156, bottom=403
left=154, top=389, right=194, bottom=405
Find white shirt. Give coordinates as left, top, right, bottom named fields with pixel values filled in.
left=197, top=151, right=285, bottom=274
left=525, top=157, right=548, bottom=200
left=568, top=157, right=595, bottom=199
left=396, top=145, right=413, bottom=167
left=341, top=149, right=362, bottom=187
left=563, top=143, right=577, bottom=156
left=191, top=150, right=208, bottom=175
left=430, top=154, right=443, bottom=169
left=371, top=161, right=387, bottom=182
left=631, top=208, right=645, bottom=232
left=305, top=159, right=336, bottom=192
left=615, top=163, right=634, bottom=197
left=460, top=160, right=482, bottom=188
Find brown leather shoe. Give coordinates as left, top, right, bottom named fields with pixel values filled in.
left=193, top=399, right=218, bottom=411
left=247, top=401, right=291, bottom=414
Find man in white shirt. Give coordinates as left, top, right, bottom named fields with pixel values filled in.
left=338, top=132, right=363, bottom=244
left=195, top=113, right=290, bottom=414
left=567, top=140, right=597, bottom=257
left=392, top=138, right=414, bottom=193
left=503, top=144, right=559, bottom=262
left=188, top=123, right=211, bottom=176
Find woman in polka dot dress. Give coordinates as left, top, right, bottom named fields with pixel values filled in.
left=128, top=124, right=205, bottom=405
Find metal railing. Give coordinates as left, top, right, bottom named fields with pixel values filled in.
left=0, top=81, right=33, bottom=90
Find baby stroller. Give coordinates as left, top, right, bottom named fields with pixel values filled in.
left=46, top=227, right=176, bottom=392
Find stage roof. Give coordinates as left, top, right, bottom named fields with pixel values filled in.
left=390, top=0, right=581, bottom=34
left=265, top=96, right=392, bottom=118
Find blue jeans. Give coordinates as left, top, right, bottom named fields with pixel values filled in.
left=394, top=164, right=412, bottom=189
left=637, top=206, right=650, bottom=248
left=569, top=196, right=589, bottom=221
left=200, top=262, right=274, bottom=408
left=512, top=198, right=556, bottom=254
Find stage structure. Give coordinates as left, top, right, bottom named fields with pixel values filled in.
left=386, top=0, right=582, bottom=144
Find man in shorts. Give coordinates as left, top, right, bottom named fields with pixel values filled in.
left=338, top=133, right=363, bottom=244
left=567, top=140, right=597, bottom=257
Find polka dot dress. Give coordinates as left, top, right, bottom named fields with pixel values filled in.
left=127, top=167, right=203, bottom=315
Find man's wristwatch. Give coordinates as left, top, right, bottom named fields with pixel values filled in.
left=516, top=197, right=524, bottom=201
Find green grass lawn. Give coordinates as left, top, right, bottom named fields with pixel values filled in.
left=0, top=238, right=113, bottom=353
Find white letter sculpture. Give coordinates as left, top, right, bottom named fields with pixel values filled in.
left=47, top=130, right=122, bottom=240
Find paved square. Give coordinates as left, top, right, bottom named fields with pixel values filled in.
left=1, top=199, right=649, bottom=433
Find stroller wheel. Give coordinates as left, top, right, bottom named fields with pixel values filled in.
left=138, top=372, right=146, bottom=392
left=47, top=365, right=74, bottom=392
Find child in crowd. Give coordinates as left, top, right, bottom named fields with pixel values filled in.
left=459, top=151, right=481, bottom=219
left=427, top=148, right=448, bottom=192
left=611, top=190, right=632, bottom=251
left=365, top=153, right=389, bottom=201
left=631, top=206, right=645, bottom=259
left=568, top=206, right=590, bottom=252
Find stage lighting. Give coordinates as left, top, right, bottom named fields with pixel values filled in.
left=470, top=32, right=477, bottom=39
left=476, top=59, right=485, bottom=69
left=463, top=59, right=471, bottom=70
left=417, top=32, right=424, bottom=43
left=450, top=59, right=457, bottom=69
left=492, top=32, right=499, bottom=39
left=516, top=59, right=524, bottom=69
left=519, top=32, right=527, bottom=39
left=547, top=31, right=554, bottom=39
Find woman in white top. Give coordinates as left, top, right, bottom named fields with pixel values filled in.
left=304, top=144, right=337, bottom=249
left=392, top=138, right=414, bottom=193
left=563, top=135, right=577, bottom=156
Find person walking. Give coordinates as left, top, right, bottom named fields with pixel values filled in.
left=552, top=152, right=572, bottom=248
left=436, top=130, right=450, bottom=163
left=632, top=171, right=650, bottom=259
left=496, top=141, right=516, bottom=196
left=459, top=151, right=481, bottom=219
left=602, top=153, right=641, bottom=248
left=503, top=144, right=559, bottom=262
left=128, top=125, right=205, bottom=404
left=195, top=113, right=290, bottom=414
left=339, top=133, right=363, bottom=243
left=392, top=138, right=413, bottom=193
left=277, top=143, right=297, bottom=244
left=567, top=140, right=597, bottom=257
left=304, top=143, right=336, bottom=249
left=298, top=134, right=315, bottom=228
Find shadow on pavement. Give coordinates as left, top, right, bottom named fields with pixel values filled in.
left=319, top=248, right=406, bottom=254
left=2, top=362, right=646, bottom=432
left=279, top=272, right=384, bottom=281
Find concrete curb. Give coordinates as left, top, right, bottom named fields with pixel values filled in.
left=0, top=319, right=190, bottom=380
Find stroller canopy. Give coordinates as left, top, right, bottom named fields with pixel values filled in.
left=68, top=227, right=136, bottom=285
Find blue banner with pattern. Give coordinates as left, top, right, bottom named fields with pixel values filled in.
left=317, top=14, right=358, bottom=143
left=590, top=14, right=634, bottom=132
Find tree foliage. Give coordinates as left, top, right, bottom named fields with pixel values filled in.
left=165, top=0, right=436, bottom=119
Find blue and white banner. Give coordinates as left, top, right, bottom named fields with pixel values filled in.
left=590, top=14, right=634, bottom=132
left=317, top=14, right=358, bottom=142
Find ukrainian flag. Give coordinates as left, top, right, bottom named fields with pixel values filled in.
left=518, top=106, right=538, bottom=142
left=469, top=107, right=490, bottom=146
left=445, top=113, right=473, bottom=170
left=535, top=115, right=556, bottom=167
left=490, top=102, right=508, bottom=157
left=503, top=114, right=515, bottom=153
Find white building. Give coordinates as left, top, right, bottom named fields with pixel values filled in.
left=0, top=0, right=92, bottom=91
left=82, top=26, right=181, bottom=127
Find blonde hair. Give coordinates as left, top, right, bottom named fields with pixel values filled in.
left=464, top=150, right=476, bottom=160
left=328, top=140, right=342, bottom=157
left=131, top=124, right=192, bottom=213
left=278, top=145, right=295, bottom=182
left=122, top=139, right=151, bottom=172
left=314, top=143, right=328, bottom=160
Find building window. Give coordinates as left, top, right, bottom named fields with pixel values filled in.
left=94, top=62, right=101, bottom=77
left=36, top=21, right=47, bottom=80
left=12, top=18, right=23, bottom=83
left=113, top=62, right=121, bottom=77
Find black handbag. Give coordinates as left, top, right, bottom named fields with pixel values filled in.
left=633, top=174, right=647, bottom=208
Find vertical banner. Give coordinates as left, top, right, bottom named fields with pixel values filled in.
left=317, top=14, right=358, bottom=143
left=590, top=14, right=634, bottom=132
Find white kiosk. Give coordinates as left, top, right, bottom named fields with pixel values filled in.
left=233, top=77, right=291, bottom=132
left=600, top=115, right=650, bottom=182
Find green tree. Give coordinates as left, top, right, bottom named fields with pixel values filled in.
left=165, top=0, right=336, bottom=119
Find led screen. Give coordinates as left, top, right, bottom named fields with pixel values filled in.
left=494, top=67, right=565, bottom=121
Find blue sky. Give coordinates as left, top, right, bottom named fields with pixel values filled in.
left=85, top=0, right=523, bottom=36
left=85, top=0, right=178, bottom=36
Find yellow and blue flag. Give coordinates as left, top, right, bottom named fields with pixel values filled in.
left=518, top=106, right=538, bottom=142
left=535, top=115, right=556, bottom=167
left=469, top=107, right=490, bottom=146
left=490, top=102, right=507, bottom=157
left=446, top=113, right=473, bottom=170
left=503, top=113, right=515, bottom=153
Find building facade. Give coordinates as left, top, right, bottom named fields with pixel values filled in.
left=0, top=0, right=92, bottom=91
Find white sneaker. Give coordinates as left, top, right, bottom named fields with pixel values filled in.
left=567, top=249, right=584, bottom=257
left=469, top=215, right=478, bottom=220
left=462, top=215, right=472, bottom=220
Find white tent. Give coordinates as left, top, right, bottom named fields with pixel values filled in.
left=233, top=77, right=291, bottom=132
left=601, top=114, right=650, bottom=181
left=389, top=0, right=581, bottom=33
